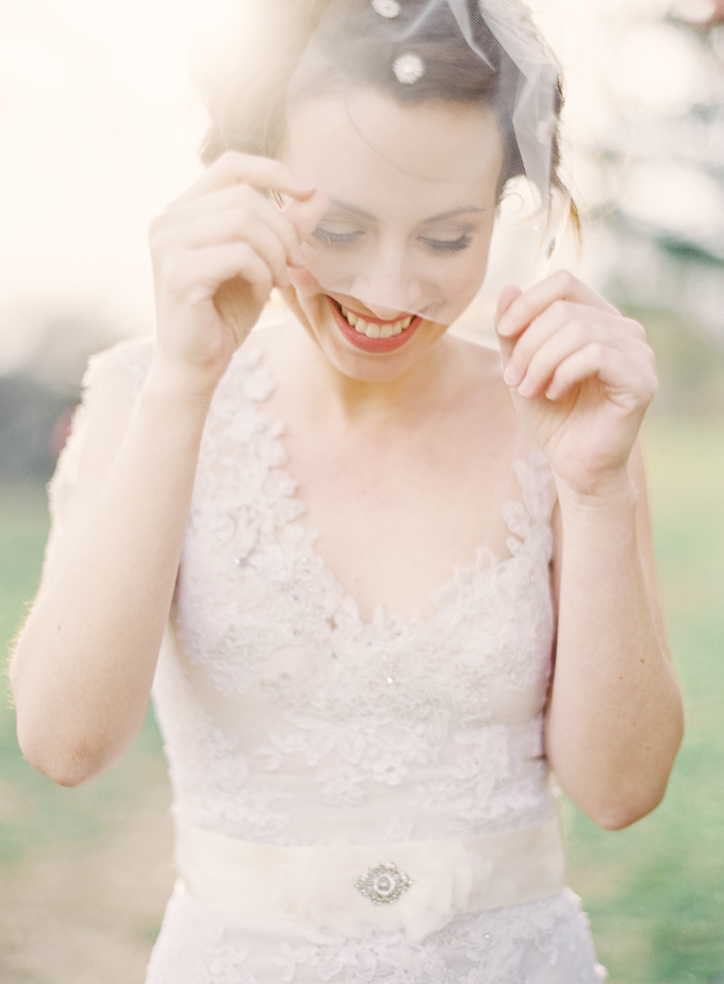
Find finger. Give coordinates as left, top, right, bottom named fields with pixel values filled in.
left=496, top=270, right=620, bottom=338
left=494, top=286, right=523, bottom=371
left=164, top=243, right=274, bottom=307
left=506, top=308, right=648, bottom=389
left=158, top=186, right=306, bottom=265
left=496, top=285, right=522, bottom=324
left=504, top=304, right=615, bottom=388
left=172, top=152, right=315, bottom=208
left=283, top=188, right=331, bottom=244
left=513, top=322, right=611, bottom=398
left=544, top=345, right=658, bottom=409
left=172, top=209, right=295, bottom=289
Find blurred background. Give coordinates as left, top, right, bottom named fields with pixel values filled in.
left=1, top=0, right=723, bottom=981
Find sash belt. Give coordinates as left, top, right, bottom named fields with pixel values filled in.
left=174, top=818, right=566, bottom=942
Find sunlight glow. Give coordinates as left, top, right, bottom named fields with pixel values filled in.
left=0, top=0, right=718, bottom=370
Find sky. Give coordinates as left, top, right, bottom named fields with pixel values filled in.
left=0, top=0, right=716, bottom=375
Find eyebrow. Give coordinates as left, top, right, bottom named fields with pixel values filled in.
left=328, top=198, right=488, bottom=225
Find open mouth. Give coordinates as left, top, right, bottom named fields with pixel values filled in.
left=329, top=298, right=422, bottom=353
left=338, top=305, right=415, bottom=339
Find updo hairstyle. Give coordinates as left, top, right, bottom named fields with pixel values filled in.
left=195, top=0, right=569, bottom=205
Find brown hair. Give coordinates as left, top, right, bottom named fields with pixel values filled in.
left=196, top=0, right=572, bottom=209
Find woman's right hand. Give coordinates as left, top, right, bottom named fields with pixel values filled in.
left=148, top=151, right=328, bottom=394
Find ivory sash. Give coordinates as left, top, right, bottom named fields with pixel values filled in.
left=174, top=818, right=566, bottom=942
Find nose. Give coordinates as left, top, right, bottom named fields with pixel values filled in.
left=349, top=247, right=423, bottom=318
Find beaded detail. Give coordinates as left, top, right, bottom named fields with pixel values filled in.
left=356, top=862, right=412, bottom=905
left=393, top=53, right=425, bottom=84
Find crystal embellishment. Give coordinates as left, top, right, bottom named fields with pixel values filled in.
left=372, top=0, right=401, bottom=16
left=393, top=53, right=424, bottom=85
left=356, top=862, right=412, bottom=905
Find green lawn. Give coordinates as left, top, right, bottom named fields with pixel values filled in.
left=564, top=418, right=724, bottom=984
left=1, top=418, right=723, bottom=982
left=0, top=485, right=162, bottom=864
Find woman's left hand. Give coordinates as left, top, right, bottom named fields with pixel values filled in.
left=495, top=271, right=658, bottom=498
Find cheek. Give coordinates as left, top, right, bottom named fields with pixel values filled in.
left=439, top=243, right=493, bottom=300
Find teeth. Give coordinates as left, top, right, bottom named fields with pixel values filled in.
left=340, top=306, right=357, bottom=327
left=338, top=303, right=415, bottom=338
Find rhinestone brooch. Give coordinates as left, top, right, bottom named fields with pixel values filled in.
left=393, top=53, right=424, bottom=85
left=356, top=862, right=412, bottom=905
left=372, top=0, right=401, bottom=16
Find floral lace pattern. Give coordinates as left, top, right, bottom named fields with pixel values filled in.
left=145, top=887, right=606, bottom=984
left=48, top=333, right=605, bottom=981
left=152, top=342, right=559, bottom=844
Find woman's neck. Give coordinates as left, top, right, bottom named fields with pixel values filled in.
left=267, top=315, right=462, bottom=433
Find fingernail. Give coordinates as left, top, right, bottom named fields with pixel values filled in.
left=517, top=378, right=534, bottom=398
left=504, top=364, right=521, bottom=386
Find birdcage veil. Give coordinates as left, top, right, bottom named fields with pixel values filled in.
left=280, top=0, right=571, bottom=334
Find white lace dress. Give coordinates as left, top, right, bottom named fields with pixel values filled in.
left=49, top=331, right=607, bottom=984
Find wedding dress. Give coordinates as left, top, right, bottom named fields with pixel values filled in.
left=48, top=324, right=607, bottom=983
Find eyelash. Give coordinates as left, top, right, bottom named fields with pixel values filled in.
left=312, top=228, right=472, bottom=252
left=312, top=228, right=363, bottom=245
left=422, top=234, right=472, bottom=253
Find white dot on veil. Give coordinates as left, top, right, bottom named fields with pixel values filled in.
left=372, top=0, right=401, bottom=17
left=393, top=53, right=425, bottom=84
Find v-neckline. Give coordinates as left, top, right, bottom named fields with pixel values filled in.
left=234, top=346, right=543, bottom=633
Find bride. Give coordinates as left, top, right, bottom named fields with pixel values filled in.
left=11, top=0, right=683, bottom=980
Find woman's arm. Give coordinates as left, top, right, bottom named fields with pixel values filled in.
left=546, top=442, right=682, bottom=829
left=496, top=272, right=684, bottom=829
left=11, top=372, right=212, bottom=787
left=10, top=153, right=325, bottom=787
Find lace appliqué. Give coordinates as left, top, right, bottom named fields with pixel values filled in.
left=163, top=348, right=558, bottom=838
left=175, top=350, right=555, bottom=713
left=275, top=889, right=605, bottom=983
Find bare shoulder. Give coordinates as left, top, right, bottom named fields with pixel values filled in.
left=241, top=311, right=296, bottom=363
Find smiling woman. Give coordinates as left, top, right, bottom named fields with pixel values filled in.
left=9, top=1, right=683, bottom=982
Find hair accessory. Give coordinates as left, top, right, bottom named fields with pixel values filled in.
left=393, top=53, right=425, bottom=84
left=372, top=0, right=401, bottom=17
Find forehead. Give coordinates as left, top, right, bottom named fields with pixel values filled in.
left=284, top=90, right=503, bottom=213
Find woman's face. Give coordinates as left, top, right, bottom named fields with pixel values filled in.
left=281, top=89, right=504, bottom=382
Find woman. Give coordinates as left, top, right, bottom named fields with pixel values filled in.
left=11, top=0, right=683, bottom=980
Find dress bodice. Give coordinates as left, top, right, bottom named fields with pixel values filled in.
left=48, top=329, right=608, bottom=983
left=91, top=335, right=560, bottom=847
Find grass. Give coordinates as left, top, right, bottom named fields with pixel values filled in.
left=0, top=485, right=162, bottom=863
left=1, top=418, right=723, bottom=982
left=564, top=418, right=724, bottom=983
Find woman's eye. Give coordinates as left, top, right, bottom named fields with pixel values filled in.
left=421, top=233, right=472, bottom=253
left=312, top=227, right=363, bottom=246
